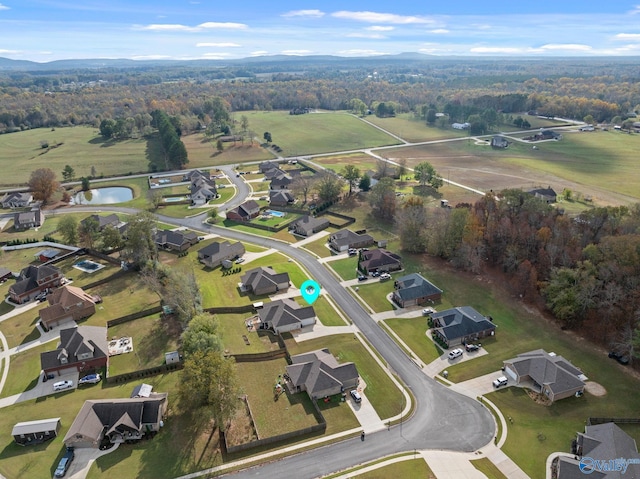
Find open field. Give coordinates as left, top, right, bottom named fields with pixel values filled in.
left=238, top=111, right=402, bottom=156
left=364, top=113, right=469, bottom=143
left=0, top=127, right=155, bottom=186
left=182, top=134, right=273, bottom=168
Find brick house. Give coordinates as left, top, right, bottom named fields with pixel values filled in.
left=40, top=326, right=108, bottom=377
left=9, top=264, right=63, bottom=304
left=39, top=285, right=97, bottom=330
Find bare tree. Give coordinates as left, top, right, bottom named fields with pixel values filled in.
left=28, top=168, right=60, bottom=204
left=291, top=174, right=316, bottom=205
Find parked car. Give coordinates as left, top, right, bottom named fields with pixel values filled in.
left=235, top=257, right=245, bottom=264
left=42, top=372, right=55, bottom=382
left=54, top=447, right=75, bottom=477
left=53, top=380, right=74, bottom=392
left=370, top=271, right=380, bottom=277
left=465, top=343, right=481, bottom=352
left=608, top=351, right=630, bottom=365
left=347, top=248, right=358, bottom=256
left=379, top=273, right=392, bottom=281
left=493, top=376, right=508, bottom=388
left=422, top=307, right=436, bottom=316
left=357, top=274, right=367, bottom=282
left=350, top=390, right=362, bottom=403
left=448, top=348, right=463, bottom=360
left=78, top=373, right=101, bottom=385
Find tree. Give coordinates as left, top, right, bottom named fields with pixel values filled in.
left=124, top=211, right=157, bottom=267
left=583, top=114, right=595, bottom=125
left=375, top=158, right=391, bottom=179
left=99, top=119, right=115, bottom=139
left=240, top=115, right=249, bottom=134
left=341, top=165, right=361, bottom=195
left=368, top=177, right=396, bottom=221
left=414, top=161, right=443, bottom=190
left=263, top=131, right=272, bottom=143
left=467, top=114, right=487, bottom=135
left=147, top=189, right=164, bottom=211
left=58, top=215, right=79, bottom=245
left=61, top=165, right=75, bottom=181
left=99, top=225, right=123, bottom=251
left=81, top=177, right=91, bottom=191
left=180, top=313, right=221, bottom=356
left=397, top=196, right=429, bottom=253
left=78, top=217, right=100, bottom=249
left=291, top=174, right=315, bottom=204
left=216, top=139, right=224, bottom=154
left=359, top=174, right=371, bottom=192
left=28, top=168, right=59, bottom=204
left=208, top=206, right=219, bottom=223
left=397, top=158, right=408, bottom=181
left=314, top=171, right=344, bottom=203
left=349, top=98, right=367, bottom=116
left=426, top=108, right=437, bottom=125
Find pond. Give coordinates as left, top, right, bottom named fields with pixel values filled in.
left=72, top=187, right=133, bottom=205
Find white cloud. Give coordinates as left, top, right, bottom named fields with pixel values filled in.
left=132, top=54, right=172, bottom=60
left=197, top=22, right=248, bottom=30
left=251, top=50, right=269, bottom=56
left=615, top=33, right=640, bottom=40
left=196, top=42, right=241, bottom=47
left=0, top=3, right=9, bottom=10
left=281, top=50, right=313, bottom=55
left=346, top=33, right=385, bottom=39
left=429, top=29, right=449, bottom=34
left=366, top=26, right=394, bottom=31
left=0, top=49, right=20, bottom=54
left=282, top=9, right=324, bottom=18
left=629, top=5, right=640, bottom=14
left=337, top=49, right=387, bottom=56
left=201, top=52, right=233, bottom=58
left=537, top=43, right=593, bottom=52
left=332, top=11, right=434, bottom=25
left=38, top=51, right=53, bottom=55
left=138, top=22, right=247, bottom=32
left=470, top=47, right=522, bottom=54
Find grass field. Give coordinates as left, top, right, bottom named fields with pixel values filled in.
left=0, top=342, right=50, bottom=397
left=352, top=281, right=396, bottom=313
left=0, top=127, right=155, bottom=186
left=0, top=307, right=42, bottom=349
left=237, top=111, right=402, bottom=156
left=182, top=134, right=273, bottom=168
left=329, top=256, right=359, bottom=281
left=217, top=313, right=284, bottom=354
left=384, top=317, right=443, bottom=365
left=364, top=113, right=469, bottom=143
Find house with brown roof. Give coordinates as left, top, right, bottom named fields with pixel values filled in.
left=63, top=393, right=168, bottom=448
left=503, top=349, right=586, bottom=403
left=197, top=241, right=245, bottom=268
left=286, top=349, right=359, bottom=400
left=9, top=264, right=63, bottom=304
left=430, top=306, right=494, bottom=347
left=358, top=249, right=402, bottom=274
left=328, top=229, right=374, bottom=252
left=392, top=273, right=442, bottom=308
left=154, top=229, right=199, bottom=252
left=39, top=285, right=97, bottom=330
left=13, top=205, right=44, bottom=231
left=290, top=215, right=330, bottom=237
left=226, top=200, right=261, bottom=222
left=40, top=325, right=108, bottom=377
left=240, top=267, right=290, bottom=296
left=258, top=298, right=316, bottom=334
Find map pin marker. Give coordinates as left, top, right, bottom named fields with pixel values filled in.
left=300, top=279, right=320, bottom=305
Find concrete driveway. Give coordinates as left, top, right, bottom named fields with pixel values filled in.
left=450, top=371, right=511, bottom=399
left=66, top=444, right=120, bottom=479
left=0, top=370, right=78, bottom=408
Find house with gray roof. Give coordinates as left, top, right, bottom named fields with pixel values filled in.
left=286, top=348, right=359, bottom=400
left=290, top=215, right=330, bottom=237
left=197, top=240, right=245, bottom=268
left=528, top=186, right=557, bottom=203
left=13, top=205, right=44, bottom=231
left=392, top=273, right=442, bottom=308
left=154, top=229, right=199, bottom=252
left=258, top=298, right=316, bottom=334
left=358, top=249, right=402, bottom=274
left=264, top=167, right=287, bottom=180
left=503, top=349, right=586, bottom=403
left=9, top=264, right=63, bottom=304
left=182, top=169, right=211, bottom=182
left=240, top=267, right=290, bottom=296
left=270, top=172, right=293, bottom=190
left=1, top=191, right=33, bottom=209
left=40, top=325, right=108, bottom=376
left=430, top=306, right=494, bottom=347
left=12, top=418, right=61, bottom=446
left=259, top=160, right=280, bottom=173
left=81, top=213, right=125, bottom=232
left=328, top=229, right=374, bottom=252
left=226, top=200, right=261, bottom=222
left=557, top=422, right=640, bottom=479
left=269, top=189, right=295, bottom=207
left=491, top=135, right=509, bottom=148
left=63, top=393, right=168, bottom=448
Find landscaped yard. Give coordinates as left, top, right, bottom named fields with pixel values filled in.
left=471, top=457, right=508, bottom=479
left=299, top=234, right=335, bottom=258
left=328, top=256, right=359, bottom=281
left=311, top=296, right=350, bottom=327
left=354, top=458, right=434, bottom=479
left=352, top=281, right=395, bottom=313
left=383, top=317, right=443, bottom=365
left=217, top=312, right=284, bottom=355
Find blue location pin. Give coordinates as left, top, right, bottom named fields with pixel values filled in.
left=300, top=279, right=321, bottom=305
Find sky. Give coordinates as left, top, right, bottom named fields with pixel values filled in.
left=1, top=1, right=640, bottom=62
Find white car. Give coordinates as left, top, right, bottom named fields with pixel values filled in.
left=379, top=273, right=392, bottom=281
left=235, top=257, right=245, bottom=264
left=448, top=348, right=463, bottom=360
left=493, top=376, right=508, bottom=388
left=422, top=307, right=436, bottom=315
left=78, top=373, right=101, bottom=385
left=53, top=380, right=74, bottom=392
left=350, top=390, right=362, bottom=403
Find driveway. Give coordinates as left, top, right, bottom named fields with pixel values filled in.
left=0, top=370, right=78, bottom=408
left=450, top=371, right=511, bottom=399
left=66, top=444, right=120, bottom=479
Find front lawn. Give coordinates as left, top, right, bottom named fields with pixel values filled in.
left=356, top=458, right=434, bottom=479
left=352, top=281, right=395, bottom=313
left=312, top=296, right=350, bottom=326
left=300, top=235, right=335, bottom=258
left=0, top=342, right=50, bottom=397
left=471, top=457, right=508, bottom=479
left=0, top=307, right=42, bottom=348
left=384, top=317, right=442, bottom=365
left=329, top=256, right=359, bottom=281
left=285, top=334, right=403, bottom=420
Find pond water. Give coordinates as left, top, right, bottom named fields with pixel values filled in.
left=72, top=187, right=133, bottom=205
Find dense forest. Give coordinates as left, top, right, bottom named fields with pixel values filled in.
left=0, top=56, right=639, bottom=134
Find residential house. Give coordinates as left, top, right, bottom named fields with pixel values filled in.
left=528, top=186, right=557, bottom=203
left=39, top=285, right=97, bottom=330
left=40, top=325, right=108, bottom=377
left=328, top=229, right=374, bottom=252
left=557, top=422, right=640, bottom=478
left=9, top=264, right=63, bottom=304
left=358, top=249, right=402, bottom=274
left=240, top=267, right=290, bottom=296
left=197, top=241, right=245, bottom=268
left=81, top=213, right=125, bottom=232
left=270, top=174, right=293, bottom=190
left=290, top=215, right=330, bottom=237
left=286, top=349, right=359, bottom=400
left=0, top=267, right=12, bottom=282
left=491, top=136, right=509, bottom=148
left=63, top=394, right=168, bottom=448
left=258, top=298, right=316, bottom=334
left=259, top=160, right=280, bottom=173
left=154, top=229, right=199, bottom=252
left=12, top=418, right=61, bottom=446
left=392, top=273, right=442, bottom=308
left=226, top=200, right=261, bottom=222
left=13, top=205, right=44, bottom=231
left=35, top=248, right=62, bottom=263
left=264, top=167, right=287, bottom=180
left=503, top=349, right=586, bottom=403
left=452, top=122, right=471, bottom=130
left=182, top=169, right=211, bottom=182
left=431, top=306, right=495, bottom=347
left=269, top=189, right=295, bottom=207
left=1, top=191, right=33, bottom=209
left=189, top=176, right=217, bottom=206
left=540, top=129, right=562, bottom=140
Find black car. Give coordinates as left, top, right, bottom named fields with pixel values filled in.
left=465, top=343, right=480, bottom=352
left=608, top=351, right=630, bottom=365
left=357, top=274, right=367, bottom=282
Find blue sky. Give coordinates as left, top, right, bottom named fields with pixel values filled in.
left=1, top=1, right=640, bottom=61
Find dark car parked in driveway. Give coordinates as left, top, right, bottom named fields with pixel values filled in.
left=54, top=447, right=75, bottom=477
left=608, top=351, right=630, bottom=365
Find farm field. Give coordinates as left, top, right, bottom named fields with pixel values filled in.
left=364, top=113, right=469, bottom=143
left=182, top=134, right=273, bottom=168
left=0, top=127, right=154, bottom=186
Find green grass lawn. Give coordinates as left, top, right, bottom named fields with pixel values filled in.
left=365, top=112, right=469, bottom=143
left=0, top=126, right=156, bottom=187
left=217, top=313, right=284, bottom=355
left=285, top=334, right=403, bottom=420
left=300, top=235, right=334, bottom=258
left=238, top=111, right=401, bottom=156
left=0, top=308, right=42, bottom=349
left=56, top=256, right=119, bottom=289
left=353, top=281, right=395, bottom=313
left=312, top=296, right=350, bottom=326
left=353, top=458, right=434, bottom=479
left=471, top=457, right=508, bottom=479
left=329, top=256, right=359, bottom=281
left=107, top=313, right=180, bottom=376
left=384, top=317, right=443, bottom=365
left=0, top=342, right=50, bottom=397
left=0, top=212, right=88, bottom=243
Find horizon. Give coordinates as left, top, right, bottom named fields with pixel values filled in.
left=0, top=1, right=639, bottom=62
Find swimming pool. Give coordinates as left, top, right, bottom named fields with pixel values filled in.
left=164, top=197, right=187, bottom=203
left=265, top=210, right=285, bottom=218
left=73, top=260, right=105, bottom=273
